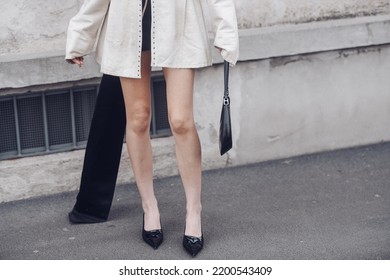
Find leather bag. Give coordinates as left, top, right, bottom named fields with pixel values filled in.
left=219, top=60, right=232, bottom=155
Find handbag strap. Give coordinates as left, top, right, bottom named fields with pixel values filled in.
left=223, top=60, right=230, bottom=105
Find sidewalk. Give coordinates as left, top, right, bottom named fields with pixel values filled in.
left=0, top=142, right=389, bottom=260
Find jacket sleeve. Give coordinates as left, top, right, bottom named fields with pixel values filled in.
left=65, top=0, right=110, bottom=61
left=207, top=0, right=239, bottom=65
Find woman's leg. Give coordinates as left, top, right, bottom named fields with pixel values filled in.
left=120, top=51, right=161, bottom=231
left=163, top=68, right=202, bottom=238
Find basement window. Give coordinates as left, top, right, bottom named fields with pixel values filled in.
left=0, top=76, right=171, bottom=160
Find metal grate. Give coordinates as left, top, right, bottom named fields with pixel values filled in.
left=73, top=87, right=97, bottom=144
left=0, top=76, right=171, bottom=161
left=0, top=98, right=18, bottom=157
left=17, top=95, right=46, bottom=153
left=151, top=77, right=171, bottom=137
left=46, top=92, right=73, bottom=148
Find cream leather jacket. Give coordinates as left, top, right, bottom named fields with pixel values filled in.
left=65, top=0, right=239, bottom=78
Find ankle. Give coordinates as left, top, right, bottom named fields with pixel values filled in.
left=142, top=201, right=161, bottom=231
left=186, top=204, right=202, bottom=216
left=142, top=199, right=160, bottom=214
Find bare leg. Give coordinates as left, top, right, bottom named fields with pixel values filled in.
left=163, top=68, right=202, bottom=237
left=120, top=51, right=160, bottom=231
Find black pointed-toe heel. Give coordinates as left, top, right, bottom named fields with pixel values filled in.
left=183, top=233, right=203, bottom=257
left=142, top=214, right=163, bottom=250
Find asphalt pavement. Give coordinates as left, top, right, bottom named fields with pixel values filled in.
left=1, top=142, right=389, bottom=260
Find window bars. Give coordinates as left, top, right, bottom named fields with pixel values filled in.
left=0, top=77, right=171, bottom=160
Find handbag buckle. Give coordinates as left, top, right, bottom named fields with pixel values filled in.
left=223, top=96, right=230, bottom=106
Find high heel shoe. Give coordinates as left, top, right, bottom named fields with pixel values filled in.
left=183, top=229, right=203, bottom=257
left=142, top=214, right=163, bottom=249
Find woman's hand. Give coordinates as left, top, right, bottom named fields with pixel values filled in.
left=215, top=47, right=223, bottom=53
left=67, top=57, right=84, bottom=67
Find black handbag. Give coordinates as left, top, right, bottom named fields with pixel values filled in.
left=219, top=60, right=232, bottom=155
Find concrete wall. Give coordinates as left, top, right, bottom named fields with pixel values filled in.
left=236, top=0, right=390, bottom=28
left=1, top=1, right=390, bottom=202
left=1, top=0, right=390, bottom=56
left=234, top=46, right=390, bottom=164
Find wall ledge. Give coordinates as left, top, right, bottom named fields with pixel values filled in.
left=231, top=14, right=390, bottom=63
left=1, top=15, right=390, bottom=90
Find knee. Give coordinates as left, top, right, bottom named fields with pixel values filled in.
left=169, top=115, right=195, bottom=136
left=127, top=107, right=151, bottom=134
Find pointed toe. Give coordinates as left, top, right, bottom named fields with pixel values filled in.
left=183, top=234, right=203, bottom=257
left=142, top=214, right=163, bottom=249
left=143, top=229, right=163, bottom=249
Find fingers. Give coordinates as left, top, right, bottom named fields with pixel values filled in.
left=69, top=57, right=84, bottom=67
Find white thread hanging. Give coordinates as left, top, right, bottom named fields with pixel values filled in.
left=142, top=0, right=149, bottom=17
